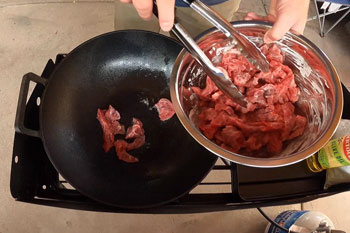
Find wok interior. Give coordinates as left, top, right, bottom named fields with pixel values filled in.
left=40, top=31, right=217, bottom=207
left=177, top=27, right=338, bottom=159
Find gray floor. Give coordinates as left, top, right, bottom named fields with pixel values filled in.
left=0, top=0, right=350, bottom=232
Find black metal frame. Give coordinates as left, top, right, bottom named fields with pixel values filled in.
left=10, top=55, right=350, bottom=214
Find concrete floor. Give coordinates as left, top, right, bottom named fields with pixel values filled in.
left=0, top=0, right=350, bottom=232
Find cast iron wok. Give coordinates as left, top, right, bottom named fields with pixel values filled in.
left=15, top=30, right=217, bottom=208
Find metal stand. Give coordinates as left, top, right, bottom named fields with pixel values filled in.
left=312, top=0, right=350, bottom=37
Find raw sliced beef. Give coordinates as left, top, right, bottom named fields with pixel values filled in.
left=97, top=106, right=126, bottom=152
left=110, top=121, right=125, bottom=135
left=104, top=105, right=125, bottom=135
left=97, top=106, right=146, bottom=163
left=105, top=105, right=121, bottom=122
left=126, top=118, right=145, bottom=139
left=191, top=77, right=218, bottom=100
left=127, top=135, right=146, bottom=151
left=115, top=134, right=146, bottom=163
left=191, top=44, right=307, bottom=154
left=155, top=98, right=175, bottom=121
left=98, top=106, right=125, bottom=134
left=96, top=109, right=115, bottom=152
left=115, top=140, right=139, bottom=163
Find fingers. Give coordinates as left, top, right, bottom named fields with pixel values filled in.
left=290, top=20, right=306, bottom=35
left=244, top=12, right=276, bottom=23
left=244, top=12, right=267, bottom=21
left=156, top=0, right=175, bottom=31
left=290, top=1, right=310, bottom=34
left=264, top=13, right=294, bottom=43
left=264, top=0, right=309, bottom=43
left=120, top=0, right=175, bottom=31
left=132, top=0, right=153, bottom=20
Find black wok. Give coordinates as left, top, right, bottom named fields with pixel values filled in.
left=15, top=30, right=217, bottom=208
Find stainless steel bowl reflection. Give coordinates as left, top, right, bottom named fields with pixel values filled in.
left=170, top=21, right=343, bottom=167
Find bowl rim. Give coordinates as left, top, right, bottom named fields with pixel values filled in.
left=170, top=21, right=344, bottom=168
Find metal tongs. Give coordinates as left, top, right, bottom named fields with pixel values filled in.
left=153, top=0, right=270, bottom=107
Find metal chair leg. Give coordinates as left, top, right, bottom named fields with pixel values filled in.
left=321, top=8, right=327, bottom=37
left=314, top=0, right=325, bottom=37
left=323, top=8, right=350, bottom=36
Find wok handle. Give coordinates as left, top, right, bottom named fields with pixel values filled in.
left=15, top=72, right=47, bottom=138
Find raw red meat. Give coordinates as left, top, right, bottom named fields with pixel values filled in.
left=97, top=106, right=146, bottom=163
left=220, top=125, right=245, bottom=152
left=126, top=118, right=145, bottom=139
left=115, top=133, right=146, bottom=163
left=105, top=105, right=121, bottom=122
left=191, top=77, right=218, bottom=100
left=110, top=121, right=125, bottom=135
left=97, top=106, right=126, bottom=152
left=118, top=118, right=146, bottom=163
left=127, top=135, right=146, bottom=151
left=191, top=44, right=307, bottom=154
left=96, top=109, right=115, bottom=153
left=104, top=105, right=125, bottom=135
left=155, top=98, right=175, bottom=121
left=115, top=140, right=139, bottom=163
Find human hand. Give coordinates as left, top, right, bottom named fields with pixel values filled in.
left=244, top=0, right=310, bottom=43
left=119, top=0, right=175, bottom=31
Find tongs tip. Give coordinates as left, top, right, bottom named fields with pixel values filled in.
left=214, top=68, right=248, bottom=108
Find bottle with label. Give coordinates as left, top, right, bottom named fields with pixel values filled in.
left=307, top=135, right=350, bottom=172
left=264, top=210, right=335, bottom=233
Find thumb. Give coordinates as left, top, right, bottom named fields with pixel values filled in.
left=264, top=13, right=294, bottom=43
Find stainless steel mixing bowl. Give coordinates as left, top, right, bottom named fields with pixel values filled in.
left=170, top=21, right=343, bottom=167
